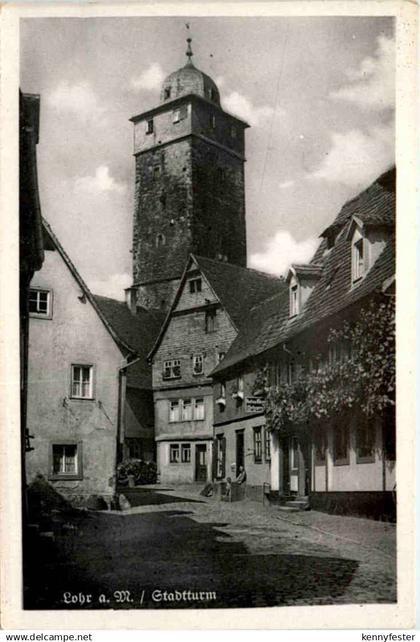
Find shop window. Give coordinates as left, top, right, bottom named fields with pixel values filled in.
left=253, top=427, right=263, bottom=463
left=356, top=420, right=376, bottom=463
left=163, top=359, right=181, bottom=380
left=181, top=443, right=191, bottom=463
left=50, top=443, right=82, bottom=480
left=29, top=288, right=52, bottom=318
left=169, top=444, right=180, bottom=463
left=71, top=365, right=93, bottom=399
left=333, top=423, right=350, bottom=465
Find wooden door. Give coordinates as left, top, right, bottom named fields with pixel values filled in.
left=195, top=444, right=207, bottom=482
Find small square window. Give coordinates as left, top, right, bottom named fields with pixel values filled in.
left=146, top=119, right=154, bottom=134
left=71, top=365, right=93, bottom=399
left=181, top=443, right=191, bottom=463
left=50, top=443, right=82, bottom=480
left=29, top=289, right=52, bottom=318
left=193, top=354, right=203, bottom=376
left=169, top=444, right=180, bottom=463
left=189, top=278, right=202, bottom=293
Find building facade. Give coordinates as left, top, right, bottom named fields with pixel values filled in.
left=129, top=42, right=248, bottom=311
left=212, top=168, right=396, bottom=519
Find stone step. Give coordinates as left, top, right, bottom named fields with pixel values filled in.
left=277, top=505, right=300, bottom=512
left=284, top=500, right=310, bottom=510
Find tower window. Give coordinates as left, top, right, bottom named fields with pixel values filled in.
left=164, top=87, right=171, bottom=100
left=146, top=119, right=154, bottom=135
left=208, top=88, right=217, bottom=101
left=173, top=106, right=187, bottom=123
left=189, top=278, right=202, bottom=293
left=156, top=233, right=166, bottom=247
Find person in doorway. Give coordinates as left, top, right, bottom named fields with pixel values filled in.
left=235, top=466, right=247, bottom=484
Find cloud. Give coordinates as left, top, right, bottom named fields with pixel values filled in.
left=330, top=34, right=395, bottom=110
left=308, top=123, right=394, bottom=188
left=131, top=63, right=165, bottom=91
left=279, top=180, right=295, bottom=189
left=74, top=166, right=127, bottom=194
left=250, top=231, right=319, bottom=277
left=89, top=272, right=132, bottom=301
left=47, top=81, right=105, bottom=121
left=222, top=91, right=282, bottom=127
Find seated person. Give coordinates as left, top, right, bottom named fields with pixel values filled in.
left=235, top=466, right=247, bottom=484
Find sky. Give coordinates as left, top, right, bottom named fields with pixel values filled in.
left=20, top=16, right=395, bottom=300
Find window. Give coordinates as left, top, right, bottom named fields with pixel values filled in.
left=264, top=429, right=271, bottom=461
left=29, top=288, right=52, bottom=318
left=217, top=351, right=226, bottom=363
left=356, top=420, right=375, bottom=463
left=210, top=114, right=216, bottom=129
left=153, top=165, right=161, bottom=179
left=189, top=278, right=202, bottom=293
left=205, top=310, right=216, bottom=333
left=169, top=444, right=180, bottom=463
left=290, top=284, right=299, bottom=317
left=216, top=434, right=226, bottom=478
left=353, top=236, right=365, bottom=282
left=194, top=398, right=205, bottom=420
left=146, top=119, right=154, bottom=134
left=220, top=382, right=226, bottom=398
left=163, top=359, right=181, bottom=380
left=238, top=376, right=244, bottom=393
left=181, top=399, right=192, bottom=421
left=230, top=126, right=237, bottom=138
left=155, top=233, right=166, bottom=247
left=208, top=88, right=217, bottom=101
left=333, top=424, right=349, bottom=465
left=193, top=354, right=203, bottom=376
left=164, top=87, right=171, bottom=100
left=169, top=400, right=180, bottom=422
left=51, top=443, right=81, bottom=480
left=127, top=438, right=142, bottom=460
left=181, top=443, right=191, bottom=463
left=71, top=365, right=93, bottom=399
left=253, top=427, right=262, bottom=463
left=173, top=106, right=187, bottom=123
left=314, top=428, right=327, bottom=464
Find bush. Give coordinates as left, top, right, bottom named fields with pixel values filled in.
left=117, top=459, right=157, bottom=485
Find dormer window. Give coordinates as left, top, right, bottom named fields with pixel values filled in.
left=352, top=235, right=365, bottom=283
left=192, top=354, right=203, bottom=376
left=290, top=283, right=299, bottom=317
left=189, top=277, right=202, bottom=293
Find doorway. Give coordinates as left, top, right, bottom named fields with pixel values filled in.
left=235, top=430, right=245, bottom=472
left=195, top=444, right=207, bottom=482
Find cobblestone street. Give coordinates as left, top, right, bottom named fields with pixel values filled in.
left=24, top=486, right=396, bottom=610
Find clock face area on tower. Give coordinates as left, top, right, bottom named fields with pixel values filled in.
left=130, top=54, right=249, bottom=307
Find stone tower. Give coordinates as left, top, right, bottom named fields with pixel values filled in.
left=129, top=39, right=249, bottom=310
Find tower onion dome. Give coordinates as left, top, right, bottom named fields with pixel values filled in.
left=160, top=37, right=221, bottom=106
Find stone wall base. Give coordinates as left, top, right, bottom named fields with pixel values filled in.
left=309, top=491, right=396, bottom=522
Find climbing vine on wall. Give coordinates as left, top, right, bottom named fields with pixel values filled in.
left=254, top=296, right=395, bottom=434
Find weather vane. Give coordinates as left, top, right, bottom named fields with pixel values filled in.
left=185, top=23, right=193, bottom=64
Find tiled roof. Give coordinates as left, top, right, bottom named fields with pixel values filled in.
left=194, top=255, right=287, bottom=329
left=213, top=168, right=396, bottom=376
left=93, top=296, right=165, bottom=389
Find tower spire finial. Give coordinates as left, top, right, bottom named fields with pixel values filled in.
left=185, top=23, right=193, bottom=65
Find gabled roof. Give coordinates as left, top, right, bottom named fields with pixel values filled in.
left=148, top=254, right=287, bottom=359
left=93, top=296, right=165, bottom=389
left=42, top=219, right=135, bottom=356
left=213, top=168, right=396, bottom=376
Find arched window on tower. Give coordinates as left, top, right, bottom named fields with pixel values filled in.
left=156, top=233, right=166, bottom=248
